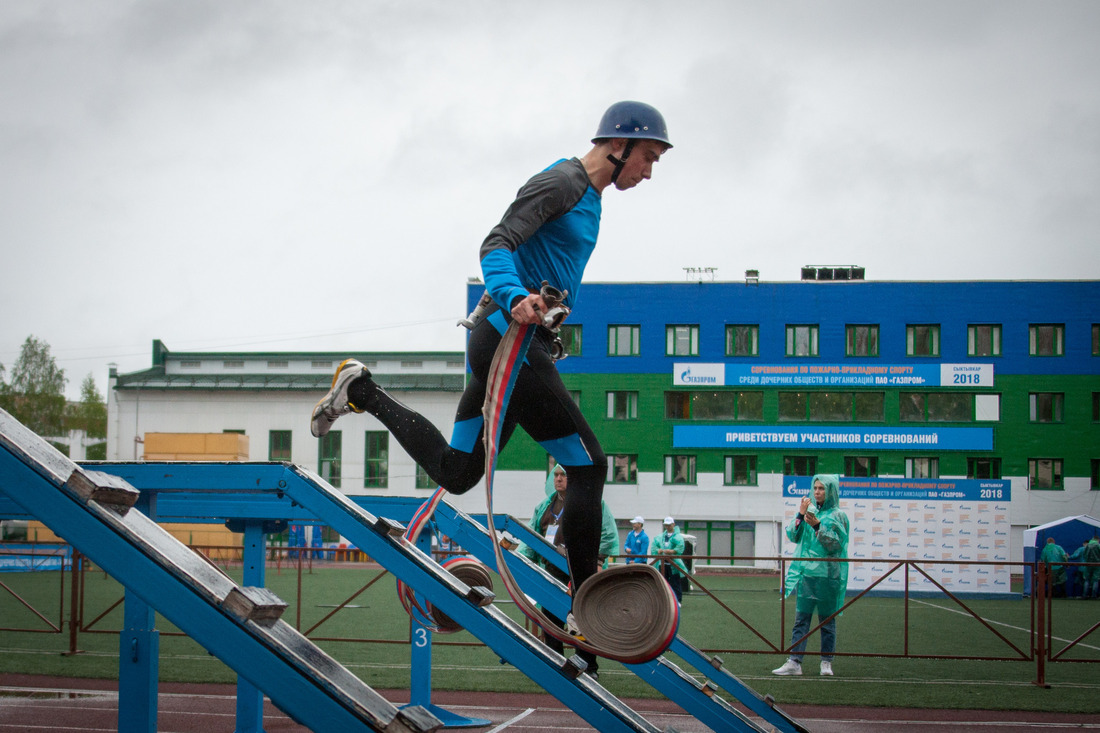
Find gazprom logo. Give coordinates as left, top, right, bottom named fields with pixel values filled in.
left=673, top=363, right=725, bottom=386
left=680, top=369, right=717, bottom=384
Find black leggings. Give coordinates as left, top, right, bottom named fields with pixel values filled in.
left=350, top=306, right=607, bottom=588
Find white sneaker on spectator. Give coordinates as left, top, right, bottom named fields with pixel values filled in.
left=820, top=661, right=834, bottom=676
left=771, top=659, right=802, bottom=676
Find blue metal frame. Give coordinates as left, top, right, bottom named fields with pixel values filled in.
left=96, top=463, right=794, bottom=733
left=1, top=441, right=811, bottom=733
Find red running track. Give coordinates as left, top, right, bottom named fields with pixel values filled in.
left=0, top=674, right=1095, bottom=733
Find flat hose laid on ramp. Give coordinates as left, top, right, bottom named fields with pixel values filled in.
left=481, top=319, right=679, bottom=664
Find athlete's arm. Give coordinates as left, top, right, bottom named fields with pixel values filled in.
left=479, top=161, right=584, bottom=312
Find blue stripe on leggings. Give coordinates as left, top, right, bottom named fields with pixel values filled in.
left=449, top=416, right=483, bottom=453
left=537, top=434, right=593, bottom=466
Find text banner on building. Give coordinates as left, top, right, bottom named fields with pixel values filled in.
left=782, top=477, right=1011, bottom=595
left=674, top=425, right=994, bottom=451
left=673, top=363, right=993, bottom=388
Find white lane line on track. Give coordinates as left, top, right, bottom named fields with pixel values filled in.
left=484, top=707, right=535, bottom=731
left=803, top=718, right=1100, bottom=729
left=911, top=597, right=1100, bottom=651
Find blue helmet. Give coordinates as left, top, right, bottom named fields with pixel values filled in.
left=592, top=101, right=672, bottom=148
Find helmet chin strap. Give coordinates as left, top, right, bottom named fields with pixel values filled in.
left=606, top=139, right=637, bottom=184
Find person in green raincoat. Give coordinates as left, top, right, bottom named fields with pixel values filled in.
left=518, top=464, right=619, bottom=679
left=1084, top=536, right=1100, bottom=599
left=651, top=517, right=690, bottom=603
left=1039, top=536, right=1069, bottom=598
left=773, top=474, right=849, bottom=677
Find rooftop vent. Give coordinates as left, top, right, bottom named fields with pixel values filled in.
left=801, top=265, right=865, bottom=281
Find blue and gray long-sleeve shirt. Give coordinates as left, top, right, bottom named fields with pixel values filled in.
left=479, top=157, right=600, bottom=312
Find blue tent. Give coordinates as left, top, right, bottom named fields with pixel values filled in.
left=1023, top=515, right=1100, bottom=596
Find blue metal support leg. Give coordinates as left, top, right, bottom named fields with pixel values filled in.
left=119, top=491, right=159, bottom=733
left=236, top=519, right=268, bottom=733
left=404, top=530, right=490, bottom=729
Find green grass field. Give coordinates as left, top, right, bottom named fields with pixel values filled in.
left=2, top=565, right=1098, bottom=713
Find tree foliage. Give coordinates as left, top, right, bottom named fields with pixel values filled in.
left=68, top=374, right=107, bottom=438
left=69, top=373, right=108, bottom=459
left=2, top=336, right=68, bottom=436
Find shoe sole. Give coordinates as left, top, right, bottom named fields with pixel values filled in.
left=310, top=359, right=365, bottom=438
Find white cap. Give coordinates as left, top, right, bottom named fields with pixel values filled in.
left=631, top=515, right=645, bottom=524
left=664, top=516, right=675, bottom=525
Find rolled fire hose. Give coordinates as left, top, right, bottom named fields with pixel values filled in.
left=479, top=319, right=679, bottom=664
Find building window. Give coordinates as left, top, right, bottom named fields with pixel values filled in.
left=785, top=325, right=819, bottom=357
left=968, top=325, right=1002, bottom=357
left=606, top=391, right=639, bottom=420
left=364, top=431, right=388, bottom=489
left=900, top=393, right=973, bottom=422
left=568, top=390, right=581, bottom=406
left=1029, top=324, right=1064, bottom=356
left=666, top=325, right=699, bottom=357
left=1092, top=459, right=1100, bottom=490
left=1029, top=393, right=1064, bottom=423
left=905, top=457, right=939, bottom=479
left=267, top=360, right=289, bottom=369
left=693, top=391, right=737, bottom=420
left=844, top=456, right=878, bottom=477
left=784, top=456, right=817, bottom=476
left=724, top=455, right=758, bottom=486
left=967, top=457, right=1002, bottom=479
left=735, top=391, right=765, bottom=420
left=1029, top=458, right=1064, bottom=490
left=726, top=325, right=759, bottom=356
left=447, top=360, right=465, bottom=369
left=907, top=325, right=940, bottom=357
left=778, top=392, right=807, bottom=421
left=976, top=394, right=1001, bottom=422
left=415, top=465, right=437, bottom=489
left=664, top=391, right=763, bottom=420
left=666, top=392, right=690, bottom=419
left=608, top=325, right=640, bottom=356
left=846, top=325, right=879, bottom=357
left=809, top=392, right=854, bottom=422
left=223, top=360, right=245, bottom=369
left=268, top=430, right=292, bottom=462
left=318, top=432, right=341, bottom=489
left=180, top=360, right=201, bottom=369
left=854, top=393, right=886, bottom=422
left=664, top=455, right=697, bottom=485
left=559, top=325, right=582, bottom=356
left=312, top=360, right=332, bottom=369
left=928, top=393, right=973, bottom=422
left=1093, top=324, right=1099, bottom=356
left=780, top=392, right=884, bottom=422
left=606, top=454, right=638, bottom=484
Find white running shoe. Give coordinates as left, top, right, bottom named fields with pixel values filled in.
left=820, top=661, right=834, bottom=676
left=310, top=359, right=370, bottom=438
left=771, top=659, right=802, bottom=676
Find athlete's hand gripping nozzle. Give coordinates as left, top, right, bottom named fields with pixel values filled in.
left=538, top=280, right=569, bottom=333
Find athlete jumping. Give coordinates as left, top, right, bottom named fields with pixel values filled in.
left=311, top=100, right=672, bottom=606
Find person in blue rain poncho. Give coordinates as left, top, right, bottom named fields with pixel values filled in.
left=623, top=516, right=650, bottom=564
left=518, top=464, right=619, bottom=680
left=773, top=474, right=849, bottom=677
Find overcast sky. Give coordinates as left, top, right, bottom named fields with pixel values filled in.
left=1, top=1, right=1097, bottom=400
